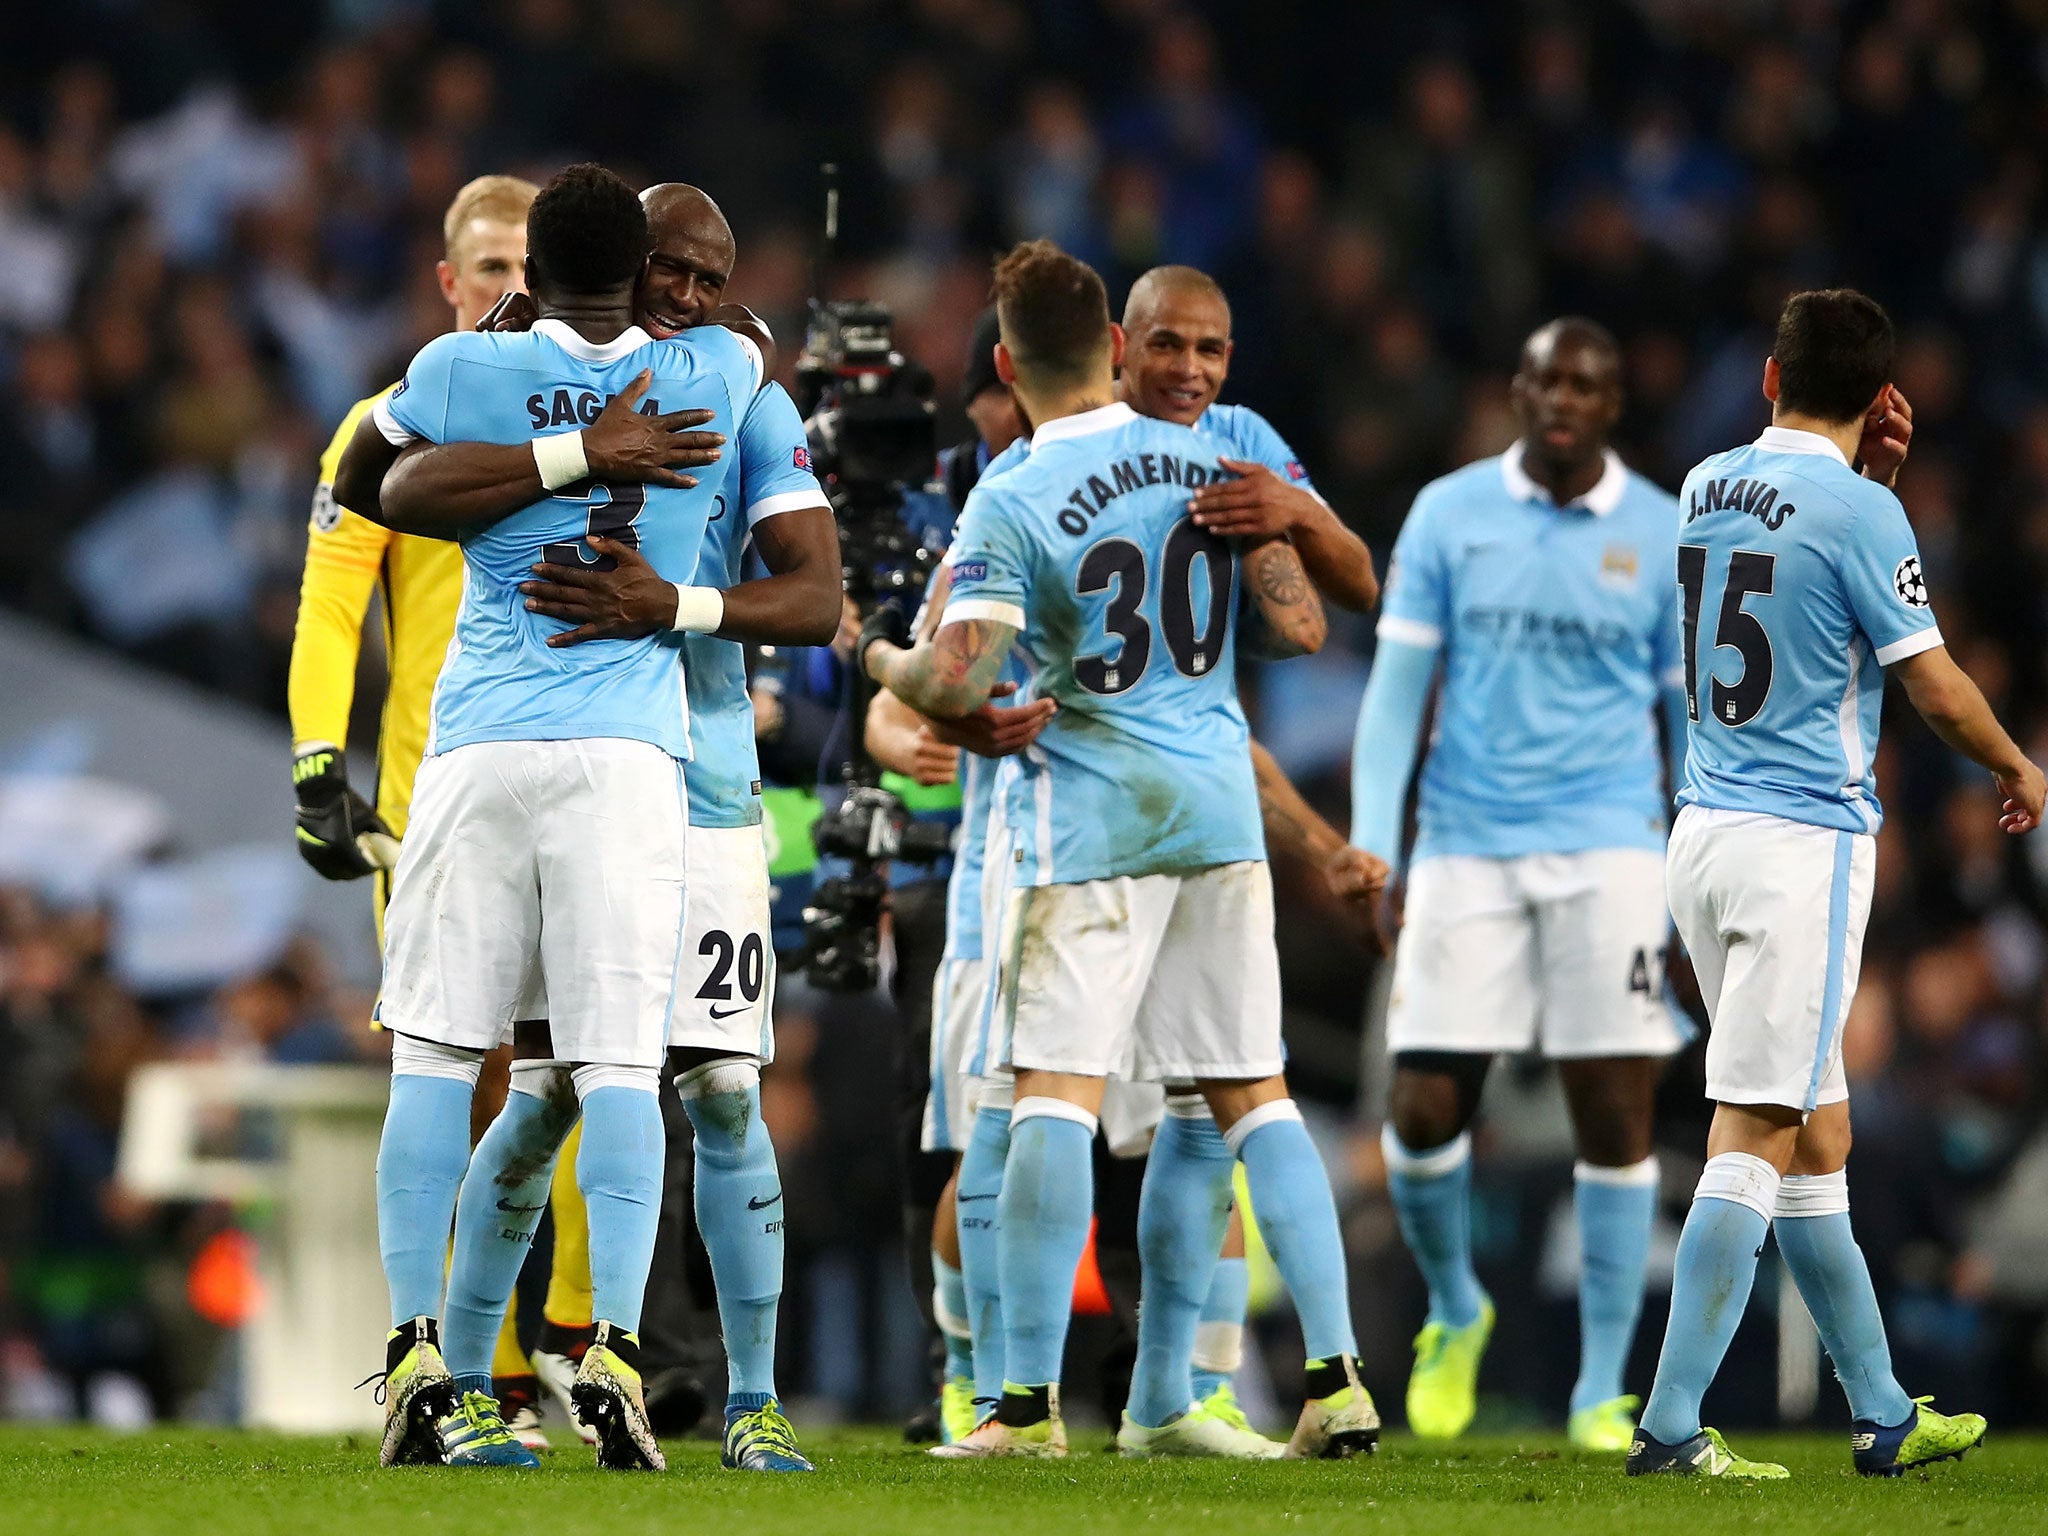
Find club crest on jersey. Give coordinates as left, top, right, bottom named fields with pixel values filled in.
left=793, top=445, right=812, bottom=472
left=1893, top=555, right=1929, bottom=607
left=1285, top=459, right=1307, bottom=481
left=1599, top=542, right=1639, bottom=589
left=311, top=483, right=342, bottom=533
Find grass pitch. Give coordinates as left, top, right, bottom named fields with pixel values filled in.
left=0, top=1426, right=2038, bottom=1536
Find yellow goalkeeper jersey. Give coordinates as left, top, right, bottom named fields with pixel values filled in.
left=287, top=386, right=464, bottom=916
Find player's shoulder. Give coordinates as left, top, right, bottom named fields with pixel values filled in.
left=1615, top=464, right=1680, bottom=534
left=1196, top=400, right=1274, bottom=446
left=1686, top=440, right=1868, bottom=530
left=1407, top=454, right=1504, bottom=525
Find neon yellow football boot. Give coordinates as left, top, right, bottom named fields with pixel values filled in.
left=1405, top=1297, right=1494, bottom=1440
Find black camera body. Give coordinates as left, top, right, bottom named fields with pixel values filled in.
left=793, top=301, right=952, bottom=990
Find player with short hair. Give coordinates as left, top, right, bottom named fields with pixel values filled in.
left=338, top=163, right=764, bottom=1473
left=347, top=182, right=840, bottom=1472
left=285, top=171, right=556, bottom=1444
left=1630, top=289, right=2041, bottom=1479
left=911, top=271, right=1383, bottom=1452
left=1347, top=318, right=1686, bottom=1451
left=865, top=240, right=1378, bottom=1462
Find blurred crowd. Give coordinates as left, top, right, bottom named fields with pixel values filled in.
left=6, top=0, right=2048, bottom=1428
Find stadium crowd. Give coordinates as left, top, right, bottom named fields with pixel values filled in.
left=4, top=0, right=2048, bottom=1433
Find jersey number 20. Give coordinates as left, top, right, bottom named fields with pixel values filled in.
left=1073, top=518, right=1232, bottom=695
left=1678, top=545, right=1775, bottom=727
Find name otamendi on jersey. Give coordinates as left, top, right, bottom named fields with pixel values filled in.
left=941, top=401, right=1264, bottom=886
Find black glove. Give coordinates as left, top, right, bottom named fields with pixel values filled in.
left=293, top=742, right=400, bottom=880
left=857, top=602, right=912, bottom=678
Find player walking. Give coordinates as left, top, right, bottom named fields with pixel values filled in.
left=1630, top=289, right=2042, bottom=1479
left=1348, top=318, right=1685, bottom=1450
left=340, top=165, right=761, bottom=1473
left=865, top=240, right=1378, bottom=1461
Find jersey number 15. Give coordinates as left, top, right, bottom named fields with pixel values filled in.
left=1677, top=545, right=1776, bottom=727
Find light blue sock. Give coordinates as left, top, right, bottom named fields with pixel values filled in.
left=576, top=1082, right=665, bottom=1335
left=442, top=1086, right=578, bottom=1380
left=1231, top=1104, right=1356, bottom=1362
left=376, top=1072, right=474, bottom=1329
left=1130, top=1109, right=1235, bottom=1427
left=935, top=1256, right=973, bottom=1381
left=1640, top=1154, right=1777, bottom=1444
left=997, top=1105, right=1094, bottom=1388
left=683, top=1074, right=784, bottom=1399
left=1773, top=1177, right=1913, bottom=1426
left=1382, top=1125, right=1487, bottom=1330
left=957, top=1104, right=1011, bottom=1407
left=1192, top=1256, right=1250, bottom=1401
left=1571, top=1160, right=1658, bottom=1414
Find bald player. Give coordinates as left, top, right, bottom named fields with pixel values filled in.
left=1122, top=265, right=1378, bottom=612
left=1347, top=318, right=1688, bottom=1452
left=338, top=183, right=838, bottom=1473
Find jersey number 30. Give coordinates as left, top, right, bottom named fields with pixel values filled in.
left=1073, top=518, right=1232, bottom=695
left=1678, top=545, right=1776, bottom=727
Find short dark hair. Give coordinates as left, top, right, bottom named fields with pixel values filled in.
left=527, top=163, right=648, bottom=294
left=1772, top=288, right=1894, bottom=424
left=991, top=240, right=1110, bottom=386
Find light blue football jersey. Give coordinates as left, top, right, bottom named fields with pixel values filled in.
left=1378, top=443, right=1683, bottom=860
left=1675, top=426, right=1941, bottom=833
left=378, top=318, right=759, bottom=760
left=682, top=382, right=829, bottom=828
left=942, top=402, right=1264, bottom=885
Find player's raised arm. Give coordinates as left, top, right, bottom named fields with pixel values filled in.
left=1894, top=647, right=2045, bottom=833
left=1193, top=459, right=1378, bottom=610
left=365, top=372, right=726, bottom=536
left=1238, top=536, right=1327, bottom=657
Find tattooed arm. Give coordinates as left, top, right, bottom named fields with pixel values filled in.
left=1239, top=536, right=1328, bottom=658
left=1253, top=739, right=1389, bottom=948
left=863, top=617, right=1019, bottom=722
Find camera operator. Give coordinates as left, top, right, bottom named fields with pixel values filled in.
left=861, top=311, right=1028, bottom=1437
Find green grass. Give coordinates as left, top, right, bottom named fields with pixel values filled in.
left=0, top=1426, right=2039, bottom=1536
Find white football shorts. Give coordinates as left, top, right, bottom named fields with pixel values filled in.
left=1386, top=847, right=1684, bottom=1060
left=668, top=821, right=775, bottom=1062
left=1666, top=805, right=1872, bottom=1114
left=379, top=738, right=687, bottom=1068
left=990, top=859, right=1283, bottom=1083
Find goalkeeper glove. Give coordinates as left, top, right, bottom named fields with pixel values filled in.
left=857, top=602, right=912, bottom=678
left=292, top=742, right=400, bottom=880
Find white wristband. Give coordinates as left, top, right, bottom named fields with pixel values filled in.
left=532, top=430, right=589, bottom=490
left=670, top=585, right=724, bottom=634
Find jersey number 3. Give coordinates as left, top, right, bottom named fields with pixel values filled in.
left=541, top=480, right=645, bottom=571
left=1073, top=518, right=1231, bottom=695
left=1678, top=545, right=1775, bottom=727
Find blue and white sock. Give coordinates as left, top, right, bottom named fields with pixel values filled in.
left=998, top=1098, right=1096, bottom=1389
left=1382, top=1125, right=1487, bottom=1330
left=934, top=1256, right=973, bottom=1382
left=573, top=1067, right=665, bottom=1336
left=1129, top=1103, right=1234, bottom=1428
left=1192, top=1255, right=1250, bottom=1402
left=376, top=1040, right=481, bottom=1329
left=1229, top=1101, right=1356, bottom=1363
left=957, top=1103, right=1011, bottom=1408
left=442, top=1068, right=578, bottom=1381
left=680, top=1063, right=784, bottom=1400
left=1773, top=1171, right=1913, bottom=1426
left=1572, top=1157, right=1658, bottom=1415
left=1639, top=1152, right=1778, bottom=1445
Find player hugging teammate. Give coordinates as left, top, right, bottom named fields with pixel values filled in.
left=309, top=153, right=2035, bottom=1483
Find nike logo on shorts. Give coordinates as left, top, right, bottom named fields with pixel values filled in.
left=956, top=1192, right=998, bottom=1202
left=748, top=1192, right=783, bottom=1211
left=708, top=1003, right=751, bottom=1019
